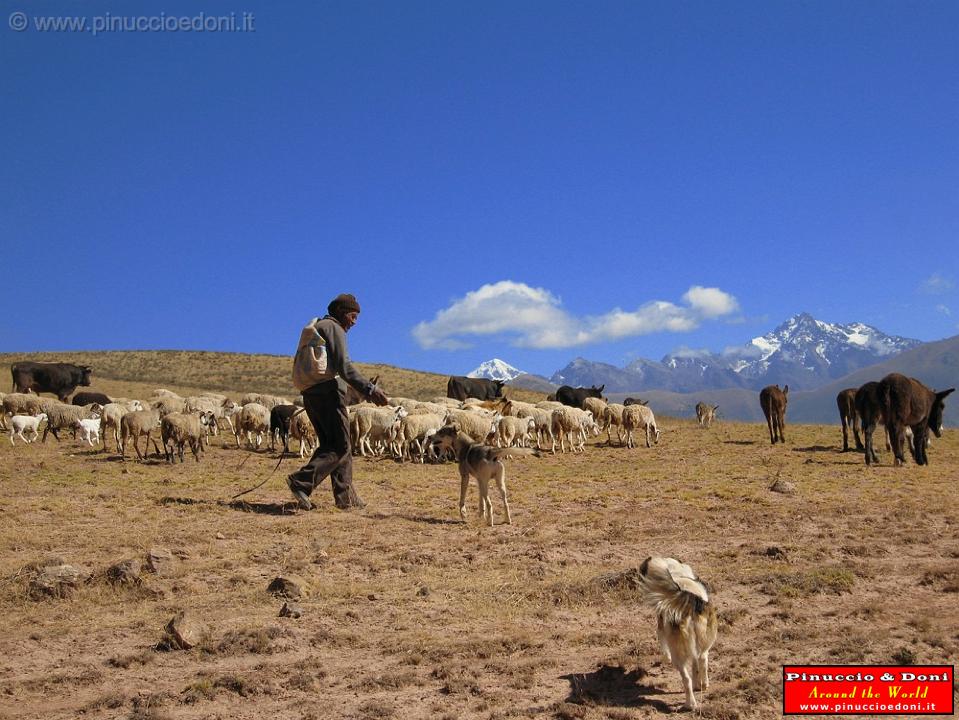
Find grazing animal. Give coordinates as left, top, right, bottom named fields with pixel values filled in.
left=288, top=408, right=318, bottom=458
left=695, top=402, right=719, bottom=429
left=856, top=381, right=896, bottom=465
left=878, top=373, right=954, bottom=466
left=72, top=391, right=111, bottom=407
left=11, top=362, right=93, bottom=402
left=270, top=404, right=300, bottom=453
left=836, top=388, right=863, bottom=452
left=623, top=397, right=649, bottom=407
left=623, top=404, right=660, bottom=449
left=160, top=412, right=213, bottom=463
left=636, top=556, right=718, bottom=711
left=430, top=425, right=538, bottom=526
left=759, top=385, right=788, bottom=444
left=120, top=409, right=163, bottom=461
left=9, top=413, right=46, bottom=445
left=555, top=385, right=605, bottom=409
left=446, top=376, right=505, bottom=402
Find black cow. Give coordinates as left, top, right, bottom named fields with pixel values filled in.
left=447, top=376, right=505, bottom=401
left=12, top=362, right=92, bottom=402
left=556, top=385, right=605, bottom=409
left=72, top=391, right=111, bottom=407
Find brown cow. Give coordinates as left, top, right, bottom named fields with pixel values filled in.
left=878, top=373, right=954, bottom=466
left=836, top=388, right=863, bottom=452
left=759, top=385, right=788, bottom=444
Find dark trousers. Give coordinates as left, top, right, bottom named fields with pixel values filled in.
left=287, top=381, right=362, bottom=508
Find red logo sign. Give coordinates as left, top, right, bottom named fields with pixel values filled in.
left=783, top=665, right=954, bottom=715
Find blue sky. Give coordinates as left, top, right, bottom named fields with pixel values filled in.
left=2, top=1, right=957, bottom=378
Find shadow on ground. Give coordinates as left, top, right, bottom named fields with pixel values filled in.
left=561, top=664, right=672, bottom=712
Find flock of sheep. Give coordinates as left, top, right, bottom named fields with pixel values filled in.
left=0, top=385, right=666, bottom=464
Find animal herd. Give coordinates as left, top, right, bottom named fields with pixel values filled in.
left=2, top=364, right=953, bottom=472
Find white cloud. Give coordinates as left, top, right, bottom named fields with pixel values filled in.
left=920, top=273, right=954, bottom=295
left=412, top=281, right=740, bottom=350
left=936, top=304, right=951, bottom=316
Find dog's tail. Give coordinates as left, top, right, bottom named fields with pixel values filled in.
left=488, top=447, right=540, bottom=461
left=637, top=556, right=711, bottom=624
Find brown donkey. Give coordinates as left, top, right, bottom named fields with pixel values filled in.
left=878, top=373, right=954, bottom=466
left=759, top=385, right=788, bottom=444
left=836, top=388, right=864, bottom=452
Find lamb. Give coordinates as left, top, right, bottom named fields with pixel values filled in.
left=41, top=401, right=100, bottom=442
left=397, top=412, right=447, bottom=462
left=623, top=404, right=660, bottom=448
left=527, top=407, right=556, bottom=450
left=550, top=406, right=596, bottom=453
left=73, top=417, right=101, bottom=447
left=233, top=402, right=271, bottom=449
left=288, top=408, right=318, bottom=458
left=9, top=413, right=46, bottom=445
left=160, top=411, right=215, bottom=463
left=99, top=401, right=144, bottom=452
left=352, top=405, right=409, bottom=457
left=443, top=408, right=500, bottom=444
left=120, top=409, right=163, bottom=461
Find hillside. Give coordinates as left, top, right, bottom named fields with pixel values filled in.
left=0, top=351, right=544, bottom=405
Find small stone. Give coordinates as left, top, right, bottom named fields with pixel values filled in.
left=267, top=576, right=307, bottom=599
left=164, top=611, right=203, bottom=650
left=215, top=532, right=226, bottom=540
left=367, top=593, right=378, bottom=601
left=769, top=478, right=796, bottom=494
left=29, top=564, right=91, bottom=599
left=279, top=602, right=302, bottom=618
left=146, top=547, right=175, bottom=575
left=106, top=559, right=143, bottom=586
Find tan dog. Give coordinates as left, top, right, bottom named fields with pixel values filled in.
left=430, top=425, right=537, bottom=526
left=637, top=556, right=718, bottom=710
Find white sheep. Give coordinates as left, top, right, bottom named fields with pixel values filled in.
left=443, top=408, right=500, bottom=444
left=9, top=413, right=46, bottom=445
left=623, top=404, right=660, bottom=448
left=397, top=412, right=447, bottom=462
left=352, top=405, right=409, bottom=457
left=41, top=402, right=100, bottom=443
left=150, top=396, right=187, bottom=416
left=160, top=412, right=214, bottom=463
left=239, top=393, right=291, bottom=410
left=99, top=401, right=143, bottom=452
left=496, top=415, right=536, bottom=448
left=582, top=397, right=610, bottom=439
left=288, top=408, right=317, bottom=458
left=2, top=392, right=44, bottom=418
left=603, top=403, right=628, bottom=445
left=120, top=409, right=163, bottom=461
left=233, top=402, right=271, bottom=449
left=550, top=407, right=596, bottom=454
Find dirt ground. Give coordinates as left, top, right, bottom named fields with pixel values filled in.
left=1, top=416, right=957, bottom=720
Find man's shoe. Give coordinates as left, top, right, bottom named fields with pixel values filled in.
left=286, top=475, right=313, bottom=511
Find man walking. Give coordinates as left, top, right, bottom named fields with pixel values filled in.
left=287, top=293, right=389, bottom=511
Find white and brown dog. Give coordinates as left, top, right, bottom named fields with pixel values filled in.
left=637, top=556, right=718, bottom=710
left=430, top=425, right=538, bottom=526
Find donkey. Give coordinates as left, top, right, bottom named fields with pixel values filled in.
left=855, top=382, right=884, bottom=465
left=878, top=373, right=954, bottom=466
left=759, top=385, right=788, bottom=444
left=836, top=388, right=863, bottom=452
left=695, top=402, right=719, bottom=429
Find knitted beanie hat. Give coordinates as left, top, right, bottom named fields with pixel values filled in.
left=328, top=293, right=361, bottom=315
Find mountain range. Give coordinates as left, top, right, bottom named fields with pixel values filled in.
left=468, top=313, right=956, bottom=424
left=496, top=313, right=921, bottom=394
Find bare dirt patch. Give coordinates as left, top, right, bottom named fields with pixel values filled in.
left=1, top=408, right=957, bottom=719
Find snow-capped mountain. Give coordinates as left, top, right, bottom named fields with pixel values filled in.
left=549, top=314, right=921, bottom=393
left=468, top=358, right=525, bottom=382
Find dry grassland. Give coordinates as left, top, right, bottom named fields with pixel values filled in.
left=0, top=355, right=957, bottom=719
